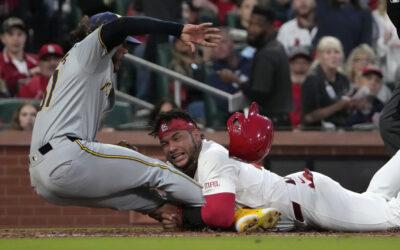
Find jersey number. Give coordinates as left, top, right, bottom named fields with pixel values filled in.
left=39, top=53, right=68, bottom=110
left=40, top=69, right=59, bottom=109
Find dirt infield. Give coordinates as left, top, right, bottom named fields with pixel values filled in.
left=1, top=227, right=400, bottom=238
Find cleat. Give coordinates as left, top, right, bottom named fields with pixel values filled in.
left=234, top=207, right=281, bottom=233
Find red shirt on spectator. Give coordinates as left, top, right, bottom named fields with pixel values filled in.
left=289, top=83, right=302, bottom=128
left=18, top=74, right=49, bottom=99
left=211, top=0, right=236, bottom=25
left=0, top=49, right=38, bottom=96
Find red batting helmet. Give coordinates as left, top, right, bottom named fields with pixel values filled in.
left=227, top=102, right=274, bottom=163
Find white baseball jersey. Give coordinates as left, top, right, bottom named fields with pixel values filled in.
left=193, top=139, right=400, bottom=231
left=277, top=19, right=317, bottom=53
left=194, top=140, right=294, bottom=220
left=31, top=27, right=116, bottom=150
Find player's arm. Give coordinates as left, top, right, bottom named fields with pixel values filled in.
left=101, top=16, right=221, bottom=52
left=181, top=192, right=236, bottom=229
left=181, top=157, right=238, bottom=230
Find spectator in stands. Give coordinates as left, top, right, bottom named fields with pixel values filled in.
left=347, top=66, right=387, bottom=127
left=10, top=102, right=38, bottom=131
left=192, top=0, right=237, bottom=25
left=170, top=38, right=206, bottom=123
left=314, top=0, right=373, bottom=57
left=213, top=0, right=237, bottom=25
left=277, top=0, right=317, bottom=53
left=361, top=65, right=392, bottom=104
left=268, top=0, right=292, bottom=24
left=372, top=0, right=400, bottom=85
left=149, top=97, right=179, bottom=126
left=0, top=17, right=39, bottom=96
left=206, top=28, right=252, bottom=114
left=237, top=6, right=292, bottom=129
left=237, top=0, right=258, bottom=29
left=287, top=46, right=313, bottom=128
left=192, top=0, right=219, bottom=22
left=345, top=44, right=376, bottom=92
left=134, top=0, right=183, bottom=101
left=301, top=36, right=351, bottom=130
left=0, top=78, right=9, bottom=97
left=18, top=44, right=64, bottom=99
left=182, top=0, right=202, bottom=24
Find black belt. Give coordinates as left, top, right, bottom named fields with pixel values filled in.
left=38, top=136, right=81, bottom=156
left=284, top=177, right=305, bottom=223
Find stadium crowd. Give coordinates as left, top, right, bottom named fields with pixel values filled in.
left=0, top=0, right=398, bottom=131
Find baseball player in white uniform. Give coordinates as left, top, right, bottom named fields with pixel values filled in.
left=28, top=12, right=221, bottom=216
left=150, top=110, right=400, bottom=231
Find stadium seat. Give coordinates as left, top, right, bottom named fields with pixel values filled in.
left=102, top=101, right=135, bottom=129
left=0, top=98, right=39, bottom=125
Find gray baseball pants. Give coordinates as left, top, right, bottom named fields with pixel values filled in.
left=29, top=137, right=203, bottom=213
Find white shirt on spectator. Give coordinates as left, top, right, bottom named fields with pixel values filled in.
left=373, top=10, right=400, bottom=83
left=277, top=18, right=317, bottom=53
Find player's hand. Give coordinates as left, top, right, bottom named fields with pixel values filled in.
left=180, top=23, right=222, bottom=52
left=160, top=212, right=182, bottom=230
left=148, top=203, right=180, bottom=222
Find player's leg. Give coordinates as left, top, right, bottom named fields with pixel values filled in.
left=36, top=184, right=165, bottom=213
left=40, top=140, right=203, bottom=210
left=366, top=150, right=400, bottom=200
left=286, top=171, right=400, bottom=231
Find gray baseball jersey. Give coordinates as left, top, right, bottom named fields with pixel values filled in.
left=29, top=28, right=203, bottom=212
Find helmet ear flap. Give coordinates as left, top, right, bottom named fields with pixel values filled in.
left=227, top=112, right=245, bottom=135
left=227, top=102, right=274, bottom=163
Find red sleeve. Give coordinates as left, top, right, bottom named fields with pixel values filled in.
left=201, top=192, right=235, bottom=229
left=17, top=77, right=36, bottom=98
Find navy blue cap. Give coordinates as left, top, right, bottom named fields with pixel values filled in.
left=89, top=12, right=141, bottom=45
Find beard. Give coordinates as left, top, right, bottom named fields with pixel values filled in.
left=247, top=34, right=265, bottom=48
left=168, top=135, right=202, bottom=178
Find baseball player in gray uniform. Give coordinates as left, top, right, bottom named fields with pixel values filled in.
left=28, top=12, right=221, bottom=215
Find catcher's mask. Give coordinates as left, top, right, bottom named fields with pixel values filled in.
left=227, top=102, right=274, bottom=163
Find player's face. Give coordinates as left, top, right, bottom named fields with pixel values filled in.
left=160, top=129, right=202, bottom=171
left=19, top=104, right=37, bottom=131
left=0, top=28, right=26, bottom=54
left=112, top=43, right=129, bottom=72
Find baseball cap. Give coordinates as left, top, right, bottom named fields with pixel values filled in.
left=38, top=44, right=64, bottom=60
left=287, top=46, right=312, bottom=61
left=362, top=65, right=383, bottom=79
left=89, top=12, right=141, bottom=45
left=2, top=17, right=26, bottom=33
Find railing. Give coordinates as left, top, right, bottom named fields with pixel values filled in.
left=115, top=89, right=154, bottom=110
left=120, top=53, right=246, bottom=113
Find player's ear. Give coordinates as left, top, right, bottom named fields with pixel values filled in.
left=192, top=129, right=202, bottom=141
